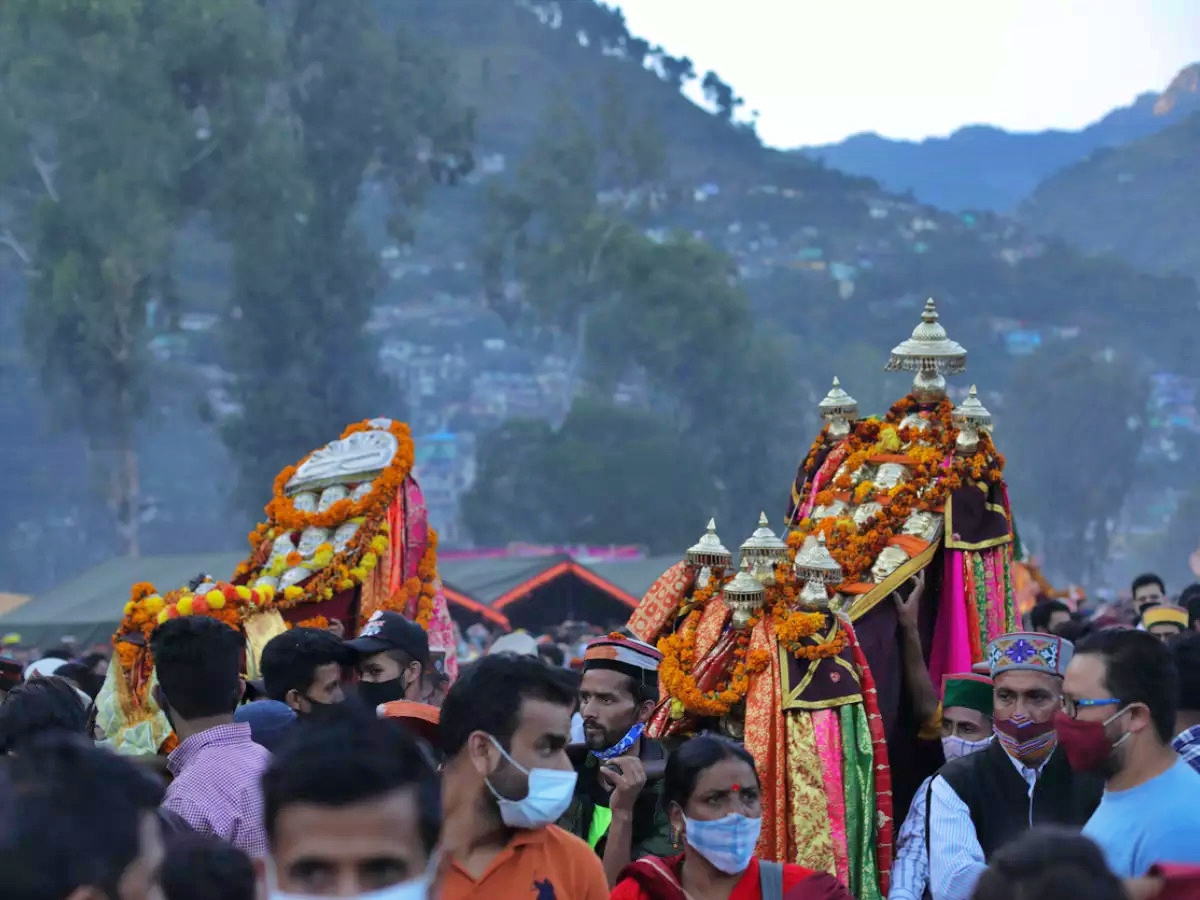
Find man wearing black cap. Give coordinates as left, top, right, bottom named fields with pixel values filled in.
left=345, top=611, right=431, bottom=710
left=561, top=635, right=673, bottom=887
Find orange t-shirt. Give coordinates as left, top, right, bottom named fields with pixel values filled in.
left=441, top=824, right=609, bottom=900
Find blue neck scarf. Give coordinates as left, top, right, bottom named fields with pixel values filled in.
left=591, top=722, right=645, bottom=760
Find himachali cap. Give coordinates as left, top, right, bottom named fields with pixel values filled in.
left=942, top=672, right=994, bottom=717
left=583, top=634, right=662, bottom=687
left=1142, top=606, right=1189, bottom=631
left=986, top=631, right=1073, bottom=678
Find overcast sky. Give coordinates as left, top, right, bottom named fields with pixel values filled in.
left=613, top=0, right=1200, bottom=147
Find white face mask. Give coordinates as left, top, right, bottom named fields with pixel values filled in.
left=484, top=735, right=577, bottom=829
left=941, top=733, right=992, bottom=762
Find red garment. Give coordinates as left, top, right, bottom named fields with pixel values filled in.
left=610, top=856, right=850, bottom=900
left=1148, top=864, right=1200, bottom=900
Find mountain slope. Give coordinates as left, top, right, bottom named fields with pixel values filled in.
left=1018, top=109, right=1200, bottom=282
left=801, top=71, right=1200, bottom=213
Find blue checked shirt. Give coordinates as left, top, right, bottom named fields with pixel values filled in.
left=1173, top=725, right=1200, bottom=776
left=888, top=775, right=933, bottom=900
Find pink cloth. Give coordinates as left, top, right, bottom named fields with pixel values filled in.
left=982, top=550, right=1008, bottom=644
left=813, top=708, right=849, bottom=886
left=929, top=550, right=973, bottom=695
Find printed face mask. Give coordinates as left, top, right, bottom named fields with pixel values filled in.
left=993, top=713, right=1058, bottom=766
left=485, top=735, right=577, bottom=829
left=941, top=733, right=992, bottom=762
left=684, top=813, right=762, bottom=875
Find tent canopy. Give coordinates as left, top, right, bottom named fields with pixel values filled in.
left=1, top=553, right=682, bottom=648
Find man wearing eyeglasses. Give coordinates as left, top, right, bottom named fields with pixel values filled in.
left=1057, top=629, right=1200, bottom=876
left=927, top=632, right=1103, bottom=900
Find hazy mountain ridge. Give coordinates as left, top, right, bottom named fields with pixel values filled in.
left=801, top=66, right=1200, bottom=212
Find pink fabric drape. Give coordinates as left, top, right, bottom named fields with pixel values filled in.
left=813, top=708, right=850, bottom=886
left=929, top=550, right=973, bottom=695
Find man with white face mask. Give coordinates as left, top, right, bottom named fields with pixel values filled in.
left=439, top=653, right=609, bottom=900
left=259, top=706, right=440, bottom=899
left=888, top=673, right=993, bottom=900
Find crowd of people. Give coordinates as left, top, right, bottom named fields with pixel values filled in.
left=2, top=571, right=1200, bottom=900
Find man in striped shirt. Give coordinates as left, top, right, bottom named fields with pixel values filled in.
left=1170, top=632, right=1200, bottom=776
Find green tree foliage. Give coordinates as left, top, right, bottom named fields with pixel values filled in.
left=213, top=0, right=474, bottom=513
left=468, top=81, right=801, bottom=548
left=0, top=0, right=273, bottom=554
left=1003, top=346, right=1149, bottom=584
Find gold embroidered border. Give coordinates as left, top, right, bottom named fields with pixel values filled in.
left=943, top=482, right=1014, bottom=551
left=845, top=539, right=941, bottom=621
left=781, top=619, right=865, bottom=711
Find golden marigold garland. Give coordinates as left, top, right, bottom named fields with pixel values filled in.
left=293, top=616, right=331, bottom=630
left=658, top=604, right=773, bottom=719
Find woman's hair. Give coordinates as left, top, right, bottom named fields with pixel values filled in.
left=971, top=827, right=1126, bottom=900
left=663, top=733, right=759, bottom=810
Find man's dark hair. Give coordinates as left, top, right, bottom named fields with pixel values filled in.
left=0, top=733, right=165, bottom=900
left=1181, top=583, right=1200, bottom=629
left=160, top=834, right=255, bottom=900
left=55, top=662, right=103, bottom=699
left=1131, top=573, right=1165, bottom=599
left=1054, top=614, right=1094, bottom=645
left=1029, top=600, right=1071, bottom=634
left=440, top=654, right=577, bottom=756
left=151, top=616, right=243, bottom=720
left=263, top=704, right=440, bottom=854
left=0, top=676, right=89, bottom=753
left=261, top=628, right=350, bottom=703
left=1075, top=628, right=1178, bottom=743
left=1170, top=631, right=1200, bottom=714
left=81, top=651, right=109, bottom=670
left=972, top=826, right=1125, bottom=900
left=40, top=646, right=74, bottom=661
left=537, top=643, right=565, bottom=667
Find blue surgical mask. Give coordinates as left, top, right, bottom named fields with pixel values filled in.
left=941, top=733, right=992, bottom=762
left=485, top=735, right=577, bottom=829
left=684, top=813, right=762, bottom=874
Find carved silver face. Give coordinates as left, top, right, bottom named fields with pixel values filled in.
left=270, top=533, right=298, bottom=559
left=870, top=545, right=910, bottom=582
left=292, top=491, right=319, bottom=513
left=852, top=502, right=882, bottom=528
left=875, top=463, right=908, bottom=491
left=350, top=480, right=375, bottom=501
left=902, top=511, right=938, bottom=541
left=254, top=575, right=280, bottom=591
left=812, top=499, right=847, bottom=521
left=317, top=485, right=349, bottom=512
left=900, top=413, right=928, bottom=433
left=279, top=567, right=312, bottom=590
left=332, top=521, right=360, bottom=552
left=297, top=526, right=330, bottom=558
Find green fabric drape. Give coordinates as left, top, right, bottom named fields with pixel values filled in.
left=839, top=703, right=882, bottom=900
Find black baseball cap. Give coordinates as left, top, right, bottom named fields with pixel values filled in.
left=345, top=611, right=430, bottom=667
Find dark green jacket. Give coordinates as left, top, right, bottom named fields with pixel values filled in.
left=559, top=738, right=674, bottom=861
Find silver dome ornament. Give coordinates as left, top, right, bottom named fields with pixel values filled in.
left=953, top=385, right=992, bottom=455
left=793, top=532, right=844, bottom=587
left=819, top=376, right=859, bottom=438
left=885, top=298, right=967, bottom=403
left=722, top=568, right=767, bottom=630
left=686, top=518, right=732, bottom=571
left=739, top=512, right=789, bottom=576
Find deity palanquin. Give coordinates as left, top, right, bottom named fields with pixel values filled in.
left=626, top=300, right=1016, bottom=900
left=98, top=418, right=455, bottom=756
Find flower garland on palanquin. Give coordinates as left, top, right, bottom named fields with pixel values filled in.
left=233, top=419, right=427, bottom=623
left=787, top=395, right=1005, bottom=592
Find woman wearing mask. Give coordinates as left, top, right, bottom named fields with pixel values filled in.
left=610, top=734, right=850, bottom=900
left=889, top=673, right=994, bottom=900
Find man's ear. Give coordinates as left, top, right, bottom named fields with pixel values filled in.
left=284, top=689, right=304, bottom=714
left=152, top=683, right=168, bottom=713
left=254, top=854, right=271, bottom=898
left=637, top=699, right=656, bottom=724
left=467, top=731, right=499, bottom=778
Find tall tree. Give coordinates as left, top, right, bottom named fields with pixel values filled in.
left=1004, top=346, right=1149, bottom=584
left=0, top=0, right=273, bottom=555
left=215, top=0, right=474, bottom=511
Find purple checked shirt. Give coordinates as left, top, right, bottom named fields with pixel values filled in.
left=163, top=722, right=271, bottom=857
